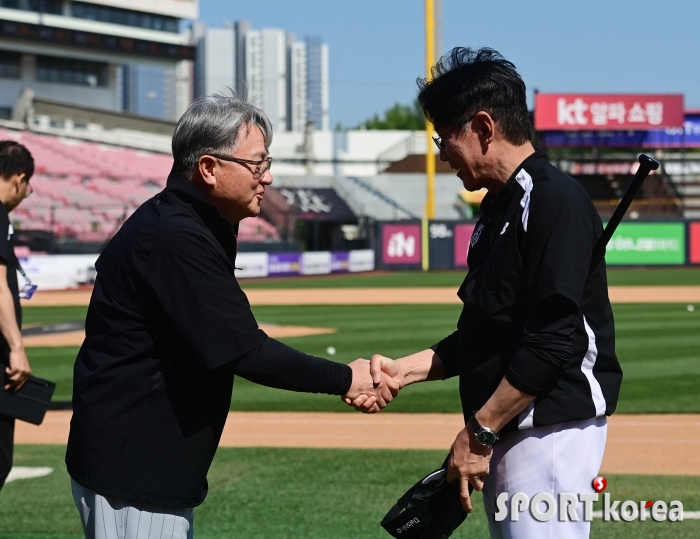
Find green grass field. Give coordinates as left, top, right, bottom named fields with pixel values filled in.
left=25, top=302, right=700, bottom=413
left=1, top=445, right=697, bottom=539
left=9, top=269, right=699, bottom=538
left=237, top=268, right=700, bottom=289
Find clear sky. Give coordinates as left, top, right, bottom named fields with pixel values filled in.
left=198, top=0, right=700, bottom=129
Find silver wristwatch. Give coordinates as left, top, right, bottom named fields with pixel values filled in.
left=468, top=413, right=499, bottom=447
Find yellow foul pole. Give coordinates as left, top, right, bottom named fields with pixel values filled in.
left=422, top=0, right=435, bottom=271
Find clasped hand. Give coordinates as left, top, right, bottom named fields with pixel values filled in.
left=446, top=425, right=492, bottom=513
left=342, top=355, right=403, bottom=413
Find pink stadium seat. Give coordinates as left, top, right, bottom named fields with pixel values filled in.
left=0, top=128, right=280, bottom=243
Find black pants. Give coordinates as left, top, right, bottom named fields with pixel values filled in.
left=0, top=413, right=14, bottom=491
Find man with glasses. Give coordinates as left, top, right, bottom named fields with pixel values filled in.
left=350, top=48, right=621, bottom=539
left=65, top=90, right=398, bottom=539
left=0, top=140, right=33, bottom=492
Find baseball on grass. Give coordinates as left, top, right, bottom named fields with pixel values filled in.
left=326, top=346, right=336, bottom=355
left=688, top=305, right=695, bottom=312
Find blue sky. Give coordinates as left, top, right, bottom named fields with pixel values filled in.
left=199, top=0, right=700, bottom=129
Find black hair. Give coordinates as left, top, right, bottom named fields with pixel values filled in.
left=0, top=140, right=34, bottom=181
left=417, top=47, right=534, bottom=145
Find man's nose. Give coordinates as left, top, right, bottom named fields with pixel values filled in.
left=439, top=147, right=449, bottom=162
left=262, top=171, right=273, bottom=185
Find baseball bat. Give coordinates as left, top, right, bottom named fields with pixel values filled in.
left=588, top=154, right=660, bottom=274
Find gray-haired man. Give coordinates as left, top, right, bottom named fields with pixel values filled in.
left=65, top=91, right=397, bottom=539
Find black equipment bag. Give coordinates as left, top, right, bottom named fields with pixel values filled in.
left=0, top=375, right=56, bottom=425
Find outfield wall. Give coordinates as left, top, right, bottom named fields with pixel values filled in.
left=234, top=250, right=375, bottom=279
left=17, top=250, right=376, bottom=290
left=12, top=222, right=700, bottom=291
left=377, top=220, right=700, bottom=270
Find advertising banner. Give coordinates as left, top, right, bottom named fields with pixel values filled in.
left=645, top=113, right=700, bottom=148
left=278, top=188, right=356, bottom=221
left=454, top=223, right=477, bottom=267
left=535, top=94, right=684, bottom=130
left=382, top=224, right=422, bottom=265
left=542, top=113, right=700, bottom=149
left=348, top=249, right=375, bottom=272
left=331, top=252, right=350, bottom=273
left=19, top=254, right=98, bottom=290
left=428, top=222, right=454, bottom=270
left=301, top=251, right=332, bottom=275
left=268, top=253, right=301, bottom=277
left=690, top=223, right=700, bottom=264
left=234, top=253, right=269, bottom=278
left=605, top=223, right=685, bottom=265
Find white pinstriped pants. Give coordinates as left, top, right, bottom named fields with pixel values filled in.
left=71, top=479, right=194, bottom=539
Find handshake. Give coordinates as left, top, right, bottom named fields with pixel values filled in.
left=342, top=355, right=404, bottom=414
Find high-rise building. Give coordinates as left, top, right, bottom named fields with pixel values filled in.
left=0, top=0, right=197, bottom=120
left=306, top=35, right=329, bottom=131
left=234, top=19, right=250, bottom=96
left=195, top=21, right=329, bottom=132
left=244, top=28, right=287, bottom=133
left=287, top=35, right=307, bottom=132
left=193, top=23, right=235, bottom=99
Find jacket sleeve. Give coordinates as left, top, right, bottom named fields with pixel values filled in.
left=505, top=294, right=578, bottom=395
left=431, top=330, right=461, bottom=379
left=234, top=337, right=353, bottom=395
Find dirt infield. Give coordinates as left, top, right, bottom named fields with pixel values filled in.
left=21, top=286, right=700, bottom=307
left=22, top=324, right=335, bottom=347
left=15, top=412, right=700, bottom=476
left=18, top=285, right=700, bottom=477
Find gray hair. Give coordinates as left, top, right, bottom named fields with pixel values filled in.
left=172, top=87, right=273, bottom=177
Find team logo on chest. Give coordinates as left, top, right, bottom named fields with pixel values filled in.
left=470, top=223, right=485, bottom=247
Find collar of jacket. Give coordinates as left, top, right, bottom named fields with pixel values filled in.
left=480, top=147, right=547, bottom=216
left=163, top=168, right=239, bottom=236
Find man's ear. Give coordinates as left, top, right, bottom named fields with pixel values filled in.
left=197, top=155, right=218, bottom=187
left=473, top=111, right=496, bottom=144
left=11, top=173, right=25, bottom=194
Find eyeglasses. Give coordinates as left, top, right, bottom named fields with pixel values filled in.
left=23, top=179, right=32, bottom=199
left=210, top=153, right=273, bottom=177
left=432, top=113, right=477, bottom=151
left=432, top=126, right=459, bottom=151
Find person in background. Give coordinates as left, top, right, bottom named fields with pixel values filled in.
left=0, top=140, right=34, bottom=491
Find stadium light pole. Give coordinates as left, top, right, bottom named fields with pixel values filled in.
left=423, top=0, right=436, bottom=271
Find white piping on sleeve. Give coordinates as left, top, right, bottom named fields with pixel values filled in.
left=582, top=316, right=608, bottom=416
left=514, top=169, right=533, bottom=232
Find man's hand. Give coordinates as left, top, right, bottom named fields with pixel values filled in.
left=342, top=358, right=399, bottom=413
left=369, top=354, right=405, bottom=389
left=342, top=349, right=445, bottom=413
left=342, top=355, right=404, bottom=413
left=5, top=346, right=31, bottom=391
left=446, top=424, right=493, bottom=513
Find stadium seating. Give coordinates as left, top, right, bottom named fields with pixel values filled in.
left=0, top=128, right=280, bottom=243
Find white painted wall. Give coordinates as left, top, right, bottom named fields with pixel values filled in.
left=20, top=255, right=98, bottom=291
left=67, top=0, right=198, bottom=20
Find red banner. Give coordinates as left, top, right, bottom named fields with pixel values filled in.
left=535, top=94, right=684, bottom=130
left=453, top=224, right=476, bottom=267
left=690, top=223, right=700, bottom=264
